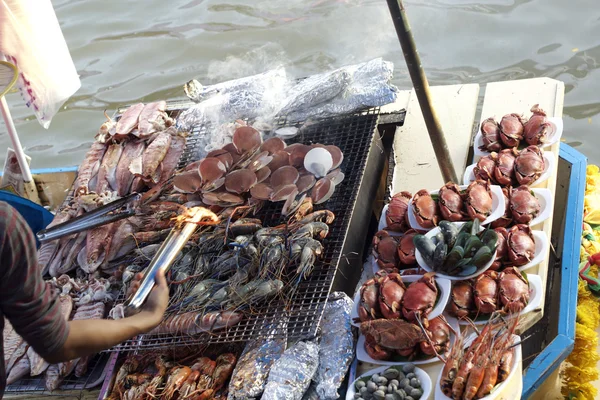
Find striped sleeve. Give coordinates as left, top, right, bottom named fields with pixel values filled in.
left=0, top=202, right=69, bottom=359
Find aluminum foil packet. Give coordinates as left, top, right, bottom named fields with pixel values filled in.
left=227, top=319, right=288, bottom=400
left=262, top=340, right=319, bottom=400
left=277, top=58, right=397, bottom=122
left=314, top=291, right=355, bottom=400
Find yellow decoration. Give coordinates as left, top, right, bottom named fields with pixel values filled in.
left=562, top=165, right=600, bottom=399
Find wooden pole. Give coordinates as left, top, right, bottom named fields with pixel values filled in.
left=386, top=0, right=458, bottom=183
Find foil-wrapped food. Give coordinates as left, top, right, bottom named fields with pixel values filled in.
left=227, top=320, right=288, bottom=399
left=262, top=340, right=319, bottom=400
left=314, top=291, right=355, bottom=399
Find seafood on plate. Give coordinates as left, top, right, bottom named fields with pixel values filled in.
left=447, top=267, right=531, bottom=319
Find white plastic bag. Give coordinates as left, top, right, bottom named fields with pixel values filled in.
left=0, top=0, right=80, bottom=128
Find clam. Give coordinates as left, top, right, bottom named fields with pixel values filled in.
left=256, top=167, right=271, bottom=183
left=304, top=148, right=333, bottom=178
left=225, top=169, right=257, bottom=194
left=325, top=145, right=344, bottom=169
left=326, top=169, right=345, bottom=186
left=311, top=177, right=335, bottom=204
left=173, top=171, right=203, bottom=193
left=260, top=137, right=286, bottom=154
left=270, top=166, right=300, bottom=188
left=268, top=150, right=291, bottom=172
left=250, top=183, right=273, bottom=200
left=296, top=174, right=317, bottom=194
left=271, top=184, right=298, bottom=202
left=233, top=126, right=262, bottom=154
left=198, top=157, right=227, bottom=183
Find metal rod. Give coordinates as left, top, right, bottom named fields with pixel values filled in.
left=385, top=0, right=458, bottom=183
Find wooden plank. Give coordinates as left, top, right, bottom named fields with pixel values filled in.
left=391, top=83, right=480, bottom=194
left=477, top=77, right=564, bottom=333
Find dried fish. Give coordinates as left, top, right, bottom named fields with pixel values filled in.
left=95, top=143, right=123, bottom=193
left=228, top=320, right=287, bottom=399
left=138, top=128, right=173, bottom=183
left=262, top=341, right=319, bottom=400
left=314, top=292, right=355, bottom=399
left=115, top=140, right=145, bottom=196
left=75, top=141, right=108, bottom=196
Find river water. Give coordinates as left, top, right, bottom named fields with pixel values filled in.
left=1, top=0, right=599, bottom=169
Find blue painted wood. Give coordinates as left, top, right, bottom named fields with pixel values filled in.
left=522, top=143, right=587, bottom=398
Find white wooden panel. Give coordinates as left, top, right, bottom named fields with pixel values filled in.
left=391, top=83, right=480, bottom=195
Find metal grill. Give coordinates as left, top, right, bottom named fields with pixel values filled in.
left=4, top=353, right=111, bottom=395
left=110, top=106, right=381, bottom=351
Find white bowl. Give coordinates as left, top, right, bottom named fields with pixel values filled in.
left=434, top=334, right=523, bottom=400
left=346, top=364, right=433, bottom=400
left=415, top=222, right=497, bottom=281
left=351, top=275, right=452, bottom=328
left=456, top=273, right=543, bottom=326
left=408, top=185, right=505, bottom=232
left=473, top=116, right=563, bottom=157
left=463, top=151, right=555, bottom=189
left=355, top=315, right=459, bottom=367
left=516, top=230, right=549, bottom=272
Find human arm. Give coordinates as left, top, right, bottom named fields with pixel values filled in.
left=44, top=270, right=169, bottom=363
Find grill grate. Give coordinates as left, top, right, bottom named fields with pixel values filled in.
left=4, top=353, right=111, bottom=395
left=110, top=106, right=380, bottom=351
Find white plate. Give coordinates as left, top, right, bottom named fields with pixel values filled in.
left=457, top=274, right=543, bottom=326
left=346, top=364, right=433, bottom=400
left=435, top=334, right=523, bottom=400
left=415, top=222, right=497, bottom=281
left=528, top=188, right=553, bottom=227
left=463, top=151, right=555, bottom=188
left=355, top=315, right=460, bottom=366
left=516, top=230, right=548, bottom=272
left=351, top=275, right=452, bottom=328
left=407, top=185, right=505, bottom=232
left=473, top=116, right=563, bottom=157
left=378, top=204, right=404, bottom=237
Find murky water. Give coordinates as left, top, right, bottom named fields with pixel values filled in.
left=1, top=0, right=598, bottom=170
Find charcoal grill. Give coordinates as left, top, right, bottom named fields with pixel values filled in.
left=107, top=103, right=382, bottom=351
left=4, top=352, right=111, bottom=395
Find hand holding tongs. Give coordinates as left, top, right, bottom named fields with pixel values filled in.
left=36, top=193, right=142, bottom=243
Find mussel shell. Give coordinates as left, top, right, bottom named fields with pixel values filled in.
left=472, top=246, right=493, bottom=267
left=464, top=237, right=484, bottom=258
left=413, top=235, right=436, bottom=265
left=433, top=242, right=447, bottom=270
left=431, top=231, right=445, bottom=246
left=458, top=221, right=473, bottom=236
left=479, top=229, right=499, bottom=251
left=454, top=232, right=471, bottom=249
left=438, top=221, right=459, bottom=249
left=457, top=265, right=478, bottom=277
left=444, top=246, right=464, bottom=270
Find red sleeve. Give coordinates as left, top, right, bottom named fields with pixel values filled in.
left=0, top=202, right=69, bottom=359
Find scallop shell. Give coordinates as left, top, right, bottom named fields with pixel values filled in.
left=282, top=192, right=307, bottom=217
left=201, top=177, right=225, bottom=193
left=173, top=170, right=203, bottom=193
left=270, top=166, right=300, bottom=188
left=325, top=145, right=344, bottom=169
left=311, top=177, right=335, bottom=204
left=256, top=167, right=271, bottom=184
left=207, top=149, right=234, bottom=170
left=247, top=151, right=273, bottom=172
left=224, top=169, right=258, bottom=194
left=233, top=126, right=262, bottom=154
left=296, top=174, right=317, bottom=194
left=271, top=184, right=299, bottom=202
left=250, top=183, right=273, bottom=200
left=198, top=157, right=227, bottom=183
left=289, top=144, right=311, bottom=168
left=304, top=148, right=333, bottom=178
left=268, top=150, right=290, bottom=172
left=326, top=168, right=345, bottom=186
left=218, top=192, right=245, bottom=206
left=275, top=126, right=299, bottom=138
left=222, top=143, right=242, bottom=164
left=260, top=137, right=287, bottom=154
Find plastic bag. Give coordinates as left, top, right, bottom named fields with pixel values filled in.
left=0, top=0, right=81, bottom=128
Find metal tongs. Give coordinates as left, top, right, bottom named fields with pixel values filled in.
left=36, top=193, right=142, bottom=243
